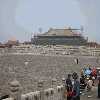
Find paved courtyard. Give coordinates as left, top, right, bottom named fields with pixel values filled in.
left=81, top=86, right=99, bottom=100
left=0, top=53, right=100, bottom=100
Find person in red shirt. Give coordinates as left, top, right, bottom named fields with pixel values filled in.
left=92, top=67, right=97, bottom=78
left=91, top=67, right=97, bottom=85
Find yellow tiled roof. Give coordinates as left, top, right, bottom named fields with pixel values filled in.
left=40, top=28, right=80, bottom=36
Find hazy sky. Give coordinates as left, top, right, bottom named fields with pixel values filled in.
left=0, top=0, right=100, bottom=43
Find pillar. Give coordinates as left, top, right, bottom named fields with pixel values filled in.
left=37, top=80, right=44, bottom=100
left=9, top=79, right=22, bottom=100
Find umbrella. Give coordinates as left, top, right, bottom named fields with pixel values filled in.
left=85, top=69, right=91, bottom=75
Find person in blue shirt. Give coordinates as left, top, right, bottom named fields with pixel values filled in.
left=98, top=77, right=100, bottom=98
left=65, top=74, right=73, bottom=100
left=72, top=72, right=80, bottom=100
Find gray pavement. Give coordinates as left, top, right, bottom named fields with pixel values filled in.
left=0, top=54, right=100, bottom=95
left=81, top=87, right=99, bottom=100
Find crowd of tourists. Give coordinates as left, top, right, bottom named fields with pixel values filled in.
left=65, top=72, right=80, bottom=100
left=80, top=67, right=97, bottom=91
left=65, top=67, right=100, bottom=100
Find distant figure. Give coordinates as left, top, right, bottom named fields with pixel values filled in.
left=84, top=67, right=91, bottom=77
left=80, top=68, right=85, bottom=76
left=87, top=77, right=93, bottom=91
left=91, top=67, right=97, bottom=85
left=74, top=58, right=79, bottom=64
left=80, top=75, right=86, bottom=91
left=65, top=74, right=73, bottom=100
left=91, top=67, right=97, bottom=78
left=98, top=77, right=100, bottom=98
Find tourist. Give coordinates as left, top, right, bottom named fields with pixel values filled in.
left=98, top=77, right=100, bottom=98
left=80, top=68, right=84, bottom=76
left=87, top=77, right=93, bottom=91
left=74, top=58, right=79, bottom=64
left=91, top=67, right=97, bottom=79
left=80, top=75, right=86, bottom=92
left=72, top=72, right=80, bottom=100
left=65, top=74, right=73, bottom=100
left=84, top=67, right=91, bottom=80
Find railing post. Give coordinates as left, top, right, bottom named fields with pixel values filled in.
left=51, top=78, right=57, bottom=100
left=44, top=89, right=50, bottom=100
left=9, top=79, right=22, bottom=100
left=51, top=78, right=57, bottom=88
left=61, top=78, right=66, bottom=100
left=37, top=80, right=44, bottom=100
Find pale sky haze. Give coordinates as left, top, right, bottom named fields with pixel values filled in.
left=0, top=0, right=100, bottom=43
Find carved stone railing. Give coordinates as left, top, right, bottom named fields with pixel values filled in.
left=3, top=78, right=66, bottom=100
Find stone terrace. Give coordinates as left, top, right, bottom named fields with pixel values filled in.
left=0, top=54, right=100, bottom=95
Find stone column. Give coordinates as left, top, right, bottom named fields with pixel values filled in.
left=37, top=80, right=44, bottom=100
left=51, top=78, right=57, bottom=88
left=51, top=78, right=57, bottom=100
left=61, top=78, right=66, bottom=100
left=9, top=79, right=22, bottom=100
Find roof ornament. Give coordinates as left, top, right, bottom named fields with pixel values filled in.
left=38, top=27, right=42, bottom=34
left=81, top=26, right=84, bottom=33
